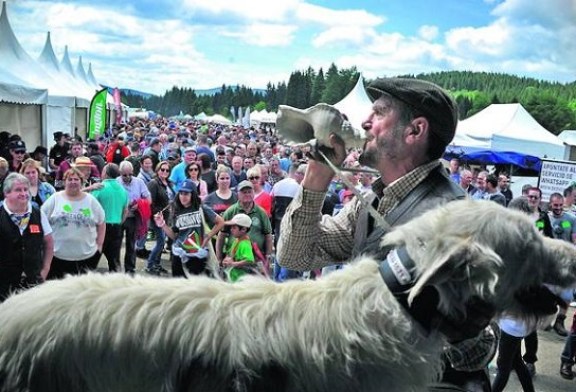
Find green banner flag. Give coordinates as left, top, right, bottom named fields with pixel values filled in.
left=88, top=88, right=108, bottom=139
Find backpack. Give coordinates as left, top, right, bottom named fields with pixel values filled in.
left=111, top=147, right=124, bottom=164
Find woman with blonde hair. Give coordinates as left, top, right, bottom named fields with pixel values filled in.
left=203, top=165, right=237, bottom=215
left=247, top=165, right=272, bottom=217
left=41, top=168, right=106, bottom=278
left=20, top=158, right=55, bottom=207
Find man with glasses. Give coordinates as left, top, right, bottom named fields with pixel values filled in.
left=7, top=140, right=27, bottom=173
left=117, top=161, right=151, bottom=274
left=547, top=192, right=575, bottom=338
left=518, top=186, right=554, bottom=378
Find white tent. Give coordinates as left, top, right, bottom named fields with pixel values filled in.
left=558, top=130, right=576, bottom=146
left=0, top=1, right=112, bottom=143
left=208, top=114, right=233, bottom=126
left=334, top=74, right=373, bottom=131
left=194, top=112, right=208, bottom=121
left=450, top=103, right=567, bottom=160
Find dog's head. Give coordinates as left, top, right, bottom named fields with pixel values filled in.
left=380, top=200, right=576, bottom=341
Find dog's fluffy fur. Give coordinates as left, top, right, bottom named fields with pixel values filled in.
left=1, top=200, right=576, bottom=392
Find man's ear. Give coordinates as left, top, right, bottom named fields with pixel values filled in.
left=408, top=240, right=502, bottom=317
left=405, top=117, right=429, bottom=143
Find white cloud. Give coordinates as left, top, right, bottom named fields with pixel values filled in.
left=180, top=0, right=301, bottom=22
left=312, top=26, right=376, bottom=47
left=418, top=25, right=439, bottom=41
left=445, top=20, right=510, bottom=57
left=219, top=24, right=298, bottom=47
left=442, top=0, right=576, bottom=82
left=295, top=3, right=383, bottom=27
left=4, top=0, right=575, bottom=97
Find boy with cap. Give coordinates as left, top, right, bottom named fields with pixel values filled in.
left=222, top=213, right=255, bottom=282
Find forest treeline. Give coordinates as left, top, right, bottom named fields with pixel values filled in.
left=123, top=65, right=576, bottom=134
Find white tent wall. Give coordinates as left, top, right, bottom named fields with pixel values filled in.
left=46, top=106, right=73, bottom=142
left=452, top=103, right=567, bottom=160
left=0, top=103, right=41, bottom=149
left=491, top=135, right=566, bottom=160
left=75, top=107, right=88, bottom=140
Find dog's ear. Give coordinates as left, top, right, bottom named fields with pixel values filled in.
left=408, top=240, right=502, bottom=317
left=541, top=237, right=576, bottom=287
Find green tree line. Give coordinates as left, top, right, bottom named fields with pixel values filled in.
left=123, top=67, right=576, bottom=134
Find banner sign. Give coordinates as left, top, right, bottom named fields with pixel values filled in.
left=113, top=87, right=122, bottom=125
left=538, top=159, right=576, bottom=201
left=88, top=88, right=108, bottom=140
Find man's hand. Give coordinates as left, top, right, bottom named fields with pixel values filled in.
left=306, top=133, right=347, bottom=168
left=300, top=133, right=348, bottom=193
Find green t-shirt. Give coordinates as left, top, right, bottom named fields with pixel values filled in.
left=226, top=237, right=255, bottom=282
left=221, top=202, right=272, bottom=254
left=91, top=179, right=129, bottom=224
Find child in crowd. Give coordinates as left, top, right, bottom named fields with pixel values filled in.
left=221, top=213, right=255, bottom=282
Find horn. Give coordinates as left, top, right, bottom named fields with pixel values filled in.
left=276, top=103, right=366, bottom=149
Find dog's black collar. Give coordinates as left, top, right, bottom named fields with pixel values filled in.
left=378, top=247, right=436, bottom=334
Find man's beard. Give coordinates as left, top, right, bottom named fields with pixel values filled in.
left=358, top=143, right=378, bottom=168
left=358, top=128, right=403, bottom=169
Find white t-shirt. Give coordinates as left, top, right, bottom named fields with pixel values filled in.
left=271, top=177, right=300, bottom=198
left=41, top=192, right=105, bottom=261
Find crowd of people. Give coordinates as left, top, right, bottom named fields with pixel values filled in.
left=0, top=76, right=575, bottom=391
left=448, top=156, right=576, bottom=389
left=0, top=118, right=367, bottom=290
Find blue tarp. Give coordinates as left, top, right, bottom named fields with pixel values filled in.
left=444, top=150, right=541, bottom=171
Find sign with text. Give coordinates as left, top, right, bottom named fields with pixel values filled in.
left=538, top=159, right=576, bottom=201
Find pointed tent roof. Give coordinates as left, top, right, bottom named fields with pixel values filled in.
left=86, top=63, right=100, bottom=89
left=0, top=1, right=31, bottom=64
left=452, top=103, right=566, bottom=159
left=38, top=32, right=60, bottom=73
left=334, top=74, right=373, bottom=130
left=75, top=56, right=90, bottom=85
left=60, top=45, right=76, bottom=78
left=0, top=2, right=76, bottom=104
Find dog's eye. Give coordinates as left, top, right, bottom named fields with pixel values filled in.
left=417, top=237, right=426, bottom=248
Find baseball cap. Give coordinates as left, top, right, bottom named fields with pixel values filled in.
left=179, top=179, right=197, bottom=193
left=184, top=146, right=197, bottom=154
left=226, top=213, right=252, bottom=228
left=8, top=140, right=26, bottom=152
left=237, top=180, right=253, bottom=191
left=366, top=77, right=458, bottom=145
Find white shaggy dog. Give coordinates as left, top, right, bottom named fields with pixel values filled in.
left=1, top=200, right=576, bottom=392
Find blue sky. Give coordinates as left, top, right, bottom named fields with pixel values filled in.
left=4, top=0, right=575, bottom=95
